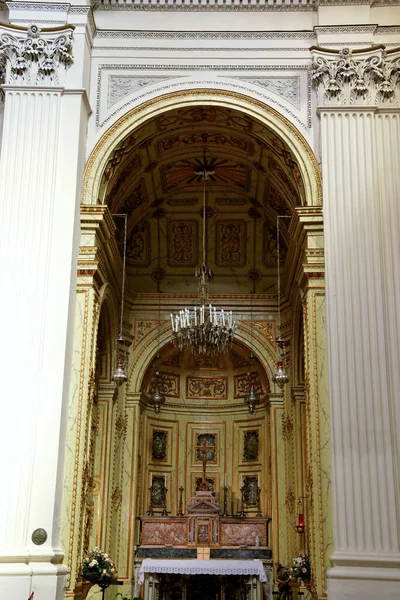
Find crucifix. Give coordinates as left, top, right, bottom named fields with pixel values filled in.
left=195, top=436, right=215, bottom=488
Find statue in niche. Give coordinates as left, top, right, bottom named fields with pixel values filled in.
left=152, top=430, right=167, bottom=461
left=275, top=562, right=291, bottom=600
left=242, top=475, right=259, bottom=506
left=243, top=430, right=259, bottom=461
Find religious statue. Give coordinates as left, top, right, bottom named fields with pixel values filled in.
left=275, top=562, right=291, bottom=600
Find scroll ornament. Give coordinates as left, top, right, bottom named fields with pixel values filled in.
left=311, top=47, right=400, bottom=106
left=0, top=24, right=73, bottom=89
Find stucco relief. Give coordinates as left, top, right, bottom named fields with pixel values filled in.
left=108, top=75, right=174, bottom=108
left=187, top=376, right=228, bottom=399
left=311, top=46, right=400, bottom=106
left=238, top=76, right=300, bottom=108
left=167, top=220, right=198, bottom=267
left=0, top=24, right=73, bottom=86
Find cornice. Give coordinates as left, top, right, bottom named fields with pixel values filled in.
left=6, top=2, right=70, bottom=10
left=95, top=30, right=316, bottom=40
left=96, top=3, right=315, bottom=11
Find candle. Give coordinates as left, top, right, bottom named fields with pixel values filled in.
left=170, top=313, right=175, bottom=332
left=298, top=513, right=305, bottom=527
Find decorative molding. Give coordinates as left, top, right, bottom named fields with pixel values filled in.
left=311, top=46, right=400, bottom=107
left=237, top=76, right=300, bottom=108
left=6, top=2, right=70, bottom=10
left=95, top=30, right=316, bottom=40
left=96, top=1, right=316, bottom=12
left=314, top=25, right=377, bottom=35
left=97, top=64, right=311, bottom=130
left=0, top=23, right=73, bottom=87
left=108, top=74, right=174, bottom=108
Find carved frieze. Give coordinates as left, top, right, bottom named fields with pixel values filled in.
left=167, top=220, right=198, bottom=267
left=187, top=376, right=228, bottom=399
left=0, top=24, right=73, bottom=87
left=238, top=76, right=300, bottom=108
left=216, top=220, right=246, bottom=267
left=189, top=352, right=226, bottom=371
left=311, top=46, right=400, bottom=106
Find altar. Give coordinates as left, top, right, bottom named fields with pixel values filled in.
left=138, top=559, right=272, bottom=600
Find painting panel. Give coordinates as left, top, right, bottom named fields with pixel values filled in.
left=152, top=430, right=167, bottom=461
left=243, top=430, right=259, bottom=462
left=195, top=477, right=215, bottom=493
left=242, top=475, right=259, bottom=506
left=151, top=475, right=166, bottom=507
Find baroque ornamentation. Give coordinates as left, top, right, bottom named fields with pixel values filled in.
left=234, top=373, right=263, bottom=399
left=216, top=221, right=246, bottom=267
left=167, top=220, right=198, bottom=267
left=311, top=46, right=400, bottom=106
left=281, top=413, right=294, bottom=439
left=187, top=376, right=228, bottom=399
left=111, top=485, right=123, bottom=511
left=0, top=24, right=73, bottom=87
left=157, top=371, right=180, bottom=397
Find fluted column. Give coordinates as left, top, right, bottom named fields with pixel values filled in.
left=0, top=17, right=91, bottom=599
left=312, top=47, right=400, bottom=598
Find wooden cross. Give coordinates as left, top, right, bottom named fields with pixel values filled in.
left=195, top=436, right=214, bottom=486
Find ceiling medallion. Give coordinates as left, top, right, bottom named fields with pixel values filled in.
left=170, top=153, right=237, bottom=357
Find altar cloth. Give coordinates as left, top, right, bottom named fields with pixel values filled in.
left=138, top=558, right=268, bottom=584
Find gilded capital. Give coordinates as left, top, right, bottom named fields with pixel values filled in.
left=311, top=46, right=400, bottom=107
left=0, top=23, right=74, bottom=89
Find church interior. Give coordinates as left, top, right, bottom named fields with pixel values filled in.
left=1, top=2, right=399, bottom=600
left=73, top=103, right=328, bottom=600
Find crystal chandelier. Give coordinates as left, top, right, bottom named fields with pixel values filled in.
left=170, top=157, right=237, bottom=356
left=272, top=216, right=290, bottom=389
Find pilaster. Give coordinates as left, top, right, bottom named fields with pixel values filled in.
left=311, top=45, right=400, bottom=599
left=0, top=13, right=93, bottom=596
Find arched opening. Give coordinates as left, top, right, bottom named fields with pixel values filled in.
left=70, top=91, right=328, bottom=600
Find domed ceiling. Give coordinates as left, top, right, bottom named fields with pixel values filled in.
left=101, top=105, right=303, bottom=295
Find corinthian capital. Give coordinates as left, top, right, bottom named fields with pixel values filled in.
left=0, top=23, right=74, bottom=89
left=311, top=46, right=400, bottom=107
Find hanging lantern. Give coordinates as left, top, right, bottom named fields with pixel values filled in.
left=244, top=381, right=260, bottom=414
left=149, top=383, right=165, bottom=415
left=272, top=361, right=289, bottom=389
left=113, top=360, right=128, bottom=387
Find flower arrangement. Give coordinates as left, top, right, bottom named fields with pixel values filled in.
left=291, top=553, right=311, bottom=581
left=82, top=547, right=116, bottom=581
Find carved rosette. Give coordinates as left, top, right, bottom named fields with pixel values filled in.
left=311, top=46, right=400, bottom=106
left=0, top=23, right=73, bottom=89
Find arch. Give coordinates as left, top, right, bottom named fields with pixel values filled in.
left=127, top=319, right=280, bottom=396
left=83, top=89, right=322, bottom=211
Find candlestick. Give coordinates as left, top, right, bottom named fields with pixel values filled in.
left=177, top=486, right=184, bottom=516
left=221, top=485, right=229, bottom=517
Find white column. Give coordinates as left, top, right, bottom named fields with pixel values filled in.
left=312, top=47, right=400, bottom=598
left=0, top=19, right=90, bottom=599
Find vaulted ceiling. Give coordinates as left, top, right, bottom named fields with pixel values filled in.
left=101, top=105, right=303, bottom=294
